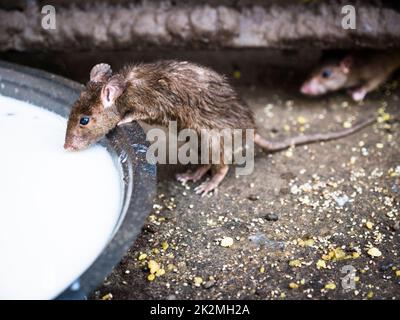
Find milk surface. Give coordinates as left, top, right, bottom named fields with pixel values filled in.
left=0, top=95, right=122, bottom=299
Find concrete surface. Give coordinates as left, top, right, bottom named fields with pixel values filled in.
left=1, top=0, right=400, bottom=51
left=91, top=70, right=400, bottom=300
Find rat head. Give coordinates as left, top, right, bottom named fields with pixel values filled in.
left=64, top=63, right=125, bottom=151
left=300, top=56, right=353, bottom=96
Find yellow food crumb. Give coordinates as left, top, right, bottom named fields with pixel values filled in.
left=138, top=253, right=147, bottom=261
left=233, top=70, right=241, bottom=79
left=148, top=260, right=160, bottom=274
left=101, top=293, right=113, bottom=300
left=280, top=292, right=286, bottom=299
left=343, top=121, right=352, bottom=128
left=298, top=238, right=315, bottom=247
left=220, top=237, right=234, bottom=247
left=322, top=253, right=332, bottom=261
left=367, top=291, right=374, bottom=299
left=147, top=274, right=156, bottom=281
left=325, top=282, right=336, bottom=290
left=377, top=111, right=391, bottom=123
left=352, top=252, right=360, bottom=259
left=155, top=268, right=166, bottom=277
left=322, top=248, right=348, bottom=261
left=316, top=259, right=326, bottom=269
left=162, top=242, right=169, bottom=250
left=297, top=116, right=306, bottom=125
left=167, top=264, right=176, bottom=271
left=260, top=266, right=265, bottom=273
left=285, top=149, right=294, bottom=158
left=367, top=247, right=382, bottom=258
left=334, top=248, right=347, bottom=260
left=194, top=277, right=203, bottom=287
left=365, top=221, right=374, bottom=230
left=395, top=270, right=400, bottom=277
left=389, top=168, right=399, bottom=177
left=289, top=259, right=302, bottom=267
left=289, top=282, right=299, bottom=289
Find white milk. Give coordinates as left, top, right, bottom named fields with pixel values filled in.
left=0, top=95, right=122, bottom=299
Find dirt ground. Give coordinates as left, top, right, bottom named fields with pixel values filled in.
left=92, top=72, right=400, bottom=300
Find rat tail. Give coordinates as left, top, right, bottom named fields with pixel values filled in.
left=254, top=116, right=376, bottom=152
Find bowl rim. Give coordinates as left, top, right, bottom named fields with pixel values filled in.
left=0, top=60, right=156, bottom=299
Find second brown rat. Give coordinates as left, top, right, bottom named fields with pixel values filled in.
left=301, top=50, right=400, bottom=101
left=65, top=60, right=377, bottom=196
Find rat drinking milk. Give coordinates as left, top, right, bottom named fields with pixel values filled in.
left=65, top=61, right=376, bottom=196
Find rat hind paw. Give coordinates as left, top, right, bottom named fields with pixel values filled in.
left=194, top=165, right=228, bottom=197
left=194, top=180, right=218, bottom=197
left=176, top=171, right=194, bottom=184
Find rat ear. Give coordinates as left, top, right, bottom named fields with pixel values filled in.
left=90, top=63, right=112, bottom=83
left=340, top=56, right=353, bottom=74
left=101, top=75, right=125, bottom=108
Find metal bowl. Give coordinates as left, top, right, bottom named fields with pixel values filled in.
left=0, top=60, right=156, bottom=299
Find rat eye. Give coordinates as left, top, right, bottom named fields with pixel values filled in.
left=79, top=116, right=90, bottom=126
left=322, top=69, right=332, bottom=78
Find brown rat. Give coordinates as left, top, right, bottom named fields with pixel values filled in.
left=301, top=50, right=400, bottom=101
left=65, top=60, right=377, bottom=196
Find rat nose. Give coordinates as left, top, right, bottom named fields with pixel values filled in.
left=300, top=84, right=310, bottom=94
left=64, top=141, right=75, bottom=151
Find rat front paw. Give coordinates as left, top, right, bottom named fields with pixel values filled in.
left=176, top=172, right=193, bottom=184
left=350, top=89, right=367, bottom=102
left=118, top=114, right=136, bottom=126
